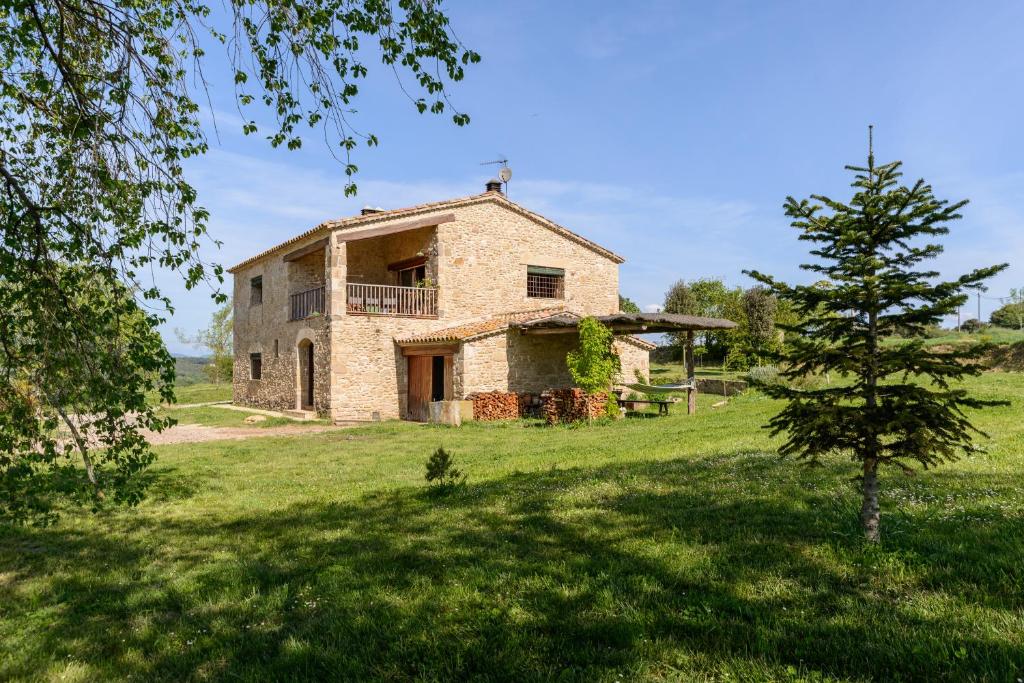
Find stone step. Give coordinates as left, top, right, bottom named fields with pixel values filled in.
left=283, top=409, right=318, bottom=421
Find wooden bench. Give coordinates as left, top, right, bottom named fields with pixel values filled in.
left=616, top=398, right=673, bottom=415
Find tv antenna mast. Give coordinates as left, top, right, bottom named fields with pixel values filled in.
left=480, top=156, right=512, bottom=195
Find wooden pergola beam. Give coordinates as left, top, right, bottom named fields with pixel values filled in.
left=686, top=330, right=696, bottom=415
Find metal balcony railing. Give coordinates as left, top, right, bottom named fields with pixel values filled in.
left=346, top=283, right=438, bottom=318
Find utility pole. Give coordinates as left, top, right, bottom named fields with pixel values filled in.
left=957, top=306, right=961, bottom=332
left=977, top=292, right=982, bottom=323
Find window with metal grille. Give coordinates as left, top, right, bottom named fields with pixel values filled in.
left=249, top=353, right=262, bottom=380
left=526, top=265, right=565, bottom=299
left=250, top=276, right=263, bottom=306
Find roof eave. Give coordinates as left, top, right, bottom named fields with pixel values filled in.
left=227, top=191, right=625, bottom=274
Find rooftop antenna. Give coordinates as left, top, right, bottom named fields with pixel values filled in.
left=480, top=156, right=512, bottom=196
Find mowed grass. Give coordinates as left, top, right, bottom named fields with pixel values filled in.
left=160, top=405, right=328, bottom=429
left=165, top=382, right=233, bottom=405
left=3, top=375, right=1024, bottom=681
left=888, top=326, right=1024, bottom=347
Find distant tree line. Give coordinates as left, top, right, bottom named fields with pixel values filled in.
left=989, top=288, right=1024, bottom=329
left=660, top=278, right=795, bottom=370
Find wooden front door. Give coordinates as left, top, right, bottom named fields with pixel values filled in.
left=407, top=354, right=454, bottom=421
left=407, top=355, right=432, bottom=421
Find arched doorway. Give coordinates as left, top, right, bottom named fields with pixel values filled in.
left=297, top=339, right=314, bottom=410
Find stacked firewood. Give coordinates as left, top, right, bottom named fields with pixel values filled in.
left=469, top=391, right=520, bottom=420
left=542, top=389, right=609, bottom=424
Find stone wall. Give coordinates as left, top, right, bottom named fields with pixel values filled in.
left=614, top=337, right=652, bottom=387
left=232, top=235, right=332, bottom=415
left=458, top=331, right=652, bottom=399
left=695, top=377, right=748, bottom=396
left=234, top=193, right=630, bottom=422
left=459, top=332, right=578, bottom=397
left=329, top=314, right=440, bottom=421
left=346, top=225, right=435, bottom=285
left=287, top=250, right=326, bottom=295
left=436, top=201, right=619, bottom=318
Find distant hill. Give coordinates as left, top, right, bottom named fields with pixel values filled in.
left=175, top=355, right=212, bottom=385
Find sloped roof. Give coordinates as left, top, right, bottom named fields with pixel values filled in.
left=396, top=308, right=659, bottom=351
left=227, top=190, right=624, bottom=273
left=395, top=308, right=566, bottom=345
left=517, top=312, right=737, bottom=334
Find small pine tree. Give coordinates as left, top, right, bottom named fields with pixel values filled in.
left=746, top=140, right=1007, bottom=542
left=425, top=447, right=464, bottom=490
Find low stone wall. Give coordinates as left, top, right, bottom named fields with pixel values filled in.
left=542, top=389, right=608, bottom=424
left=695, top=378, right=748, bottom=396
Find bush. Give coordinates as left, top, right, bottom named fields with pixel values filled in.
left=990, top=302, right=1024, bottom=329
left=746, top=365, right=781, bottom=386
left=961, top=318, right=986, bottom=333
left=425, top=447, right=464, bottom=491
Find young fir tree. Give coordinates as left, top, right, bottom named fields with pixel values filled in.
left=746, top=136, right=1007, bottom=542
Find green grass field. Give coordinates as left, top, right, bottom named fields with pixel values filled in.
left=3, top=374, right=1024, bottom=681
left=163, top=382, right=233, bottom=405
left=884, top=326, right=1024, bottom=348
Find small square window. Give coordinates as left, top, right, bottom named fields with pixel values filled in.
left=250, top=276, right=263, bottom=306
left=526, top=265, right=565, bottom=299
left=249, top=353, right=262, bottom=380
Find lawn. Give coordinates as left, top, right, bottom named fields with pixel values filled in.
left=888, top=326, right=1024, bottom=348
left=159, top=382, right=234, bottom=405
left=2, top=374, right=1023, bottom=681
left=159, top=405, right=328, bottom=429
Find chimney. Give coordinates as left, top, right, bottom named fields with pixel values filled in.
left=361, top=205, right=384, bottom=215
left=485, top=178, right=503, bottom=194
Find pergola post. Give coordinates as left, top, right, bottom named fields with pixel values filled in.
left=686, top=330, right=696, bottom=415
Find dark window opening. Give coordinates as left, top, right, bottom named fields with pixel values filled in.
left=273, top=339, right=279, bottom=358
left=250, top=276, right=263, bottom=305
left=249, top=353, right=262, bottom=380
left=398, top=264, right=427, bottom=288
left=526, top=265, right=565, bottom=299
left=431, top=355, right=445, bottom=402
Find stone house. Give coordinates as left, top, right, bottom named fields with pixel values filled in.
left=229, top=180, right=653, bottom=422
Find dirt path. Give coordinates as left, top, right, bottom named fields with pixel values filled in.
left=144, top=423, right=348, bottom=445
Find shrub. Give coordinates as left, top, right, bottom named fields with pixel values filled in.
left=605, top=393, right=620, bottom=418
left=990, top=302, right=1024, bottom=329
left=566, top=317, right=620, bottom=394
left=961, top=318, right=986, bottom=333
left=425, top=447, right=464, bottom=491
left=746, top=365, right=781, bottom=386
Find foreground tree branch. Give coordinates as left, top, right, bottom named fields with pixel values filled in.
left=0, top=0, right=478, bottom=524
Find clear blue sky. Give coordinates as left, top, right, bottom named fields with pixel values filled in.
left=164, top=0, right=1024, bottom=354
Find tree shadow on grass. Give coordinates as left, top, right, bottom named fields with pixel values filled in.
left=2, top=454, right=1022, bottom=681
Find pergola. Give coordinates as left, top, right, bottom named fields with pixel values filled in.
left=516, top=312, right=737, bottom=414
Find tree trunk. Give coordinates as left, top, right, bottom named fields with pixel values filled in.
left=54, top=404, right=105, bottom=500
left=860, top=459, right=880, bottom=542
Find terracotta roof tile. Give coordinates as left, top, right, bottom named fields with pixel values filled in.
left=395, top=308, right=566, bottom=345
left=227, top=192, right=624, bottom=273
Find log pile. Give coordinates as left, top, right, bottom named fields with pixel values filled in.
left=542, top=389, right=609, bottom=424
left=469, top=391, right=520, bottom=420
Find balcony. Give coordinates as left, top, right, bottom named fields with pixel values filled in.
left=347, top=283, right=438, bottom=318
left=289, top=285, right=326, bottom=321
